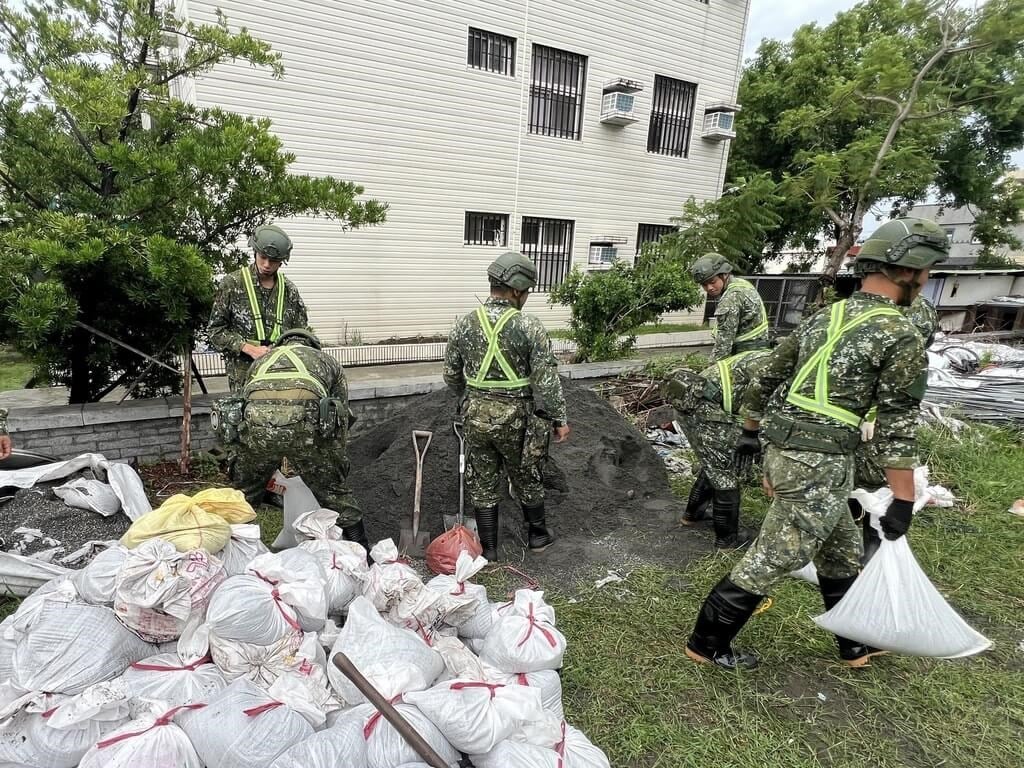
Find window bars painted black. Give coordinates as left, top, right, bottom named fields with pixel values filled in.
left=520, top=216, right=575, bottom=291
left=467, top=28, right=516, bottom=76
left=528, top=44, right=587, bottom=140
left=648, top=75, right=697, bottom=157
left=464, top=212, right=509, bottom=246
left=636, top=223, right=676, bottom=253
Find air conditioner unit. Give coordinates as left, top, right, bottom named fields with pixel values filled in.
left=701, top=102, right=740, bottom=141
left=600, top=91, right=638, bottom=125
left=589, top=245, right=618, bottom=265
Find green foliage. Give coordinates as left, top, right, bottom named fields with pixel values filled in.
left=0, top=0, right=386, bottom=402
left=971, top=178, right=1024, bottom=263
left=641, top=351, right=709, bottom=379
left=549, top=260, right=701, bottom=363
left=728, top=0, right=1024, bottom=273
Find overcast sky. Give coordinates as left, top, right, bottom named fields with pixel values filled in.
left=744, top=0, right=853, bottom=59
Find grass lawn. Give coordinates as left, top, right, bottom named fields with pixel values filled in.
left=0, top=346, right=34, bottom=391
left=550, top=322, right=707, bottom=340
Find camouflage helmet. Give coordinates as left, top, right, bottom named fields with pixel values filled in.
left=249, top=224, right=293, bottom=262
left=274, top=329, right=322, bottom=350
left=855, top=218, right=949, bottom=276
left=690, top=253, right=733, bottom=284
left=487, top=251, right=537, bottom=291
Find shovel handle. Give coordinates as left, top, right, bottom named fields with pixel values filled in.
left=332, top=653, right=452, bottom=768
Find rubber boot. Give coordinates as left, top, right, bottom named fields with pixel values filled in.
left=681, top=469, right=714, bottom=526
left=475, top=506, right=500, bottom=562
left=341, top=520, right=372, bottom=565
left=521, top=503, right=555, bottom=552
left=818, top=574, right=887, bottom=667
left=713, top=488, right=753, bottom=549
left=685, top=576, right=763, bottom=669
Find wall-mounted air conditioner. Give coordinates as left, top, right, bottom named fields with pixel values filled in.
left=600, top=78, right=643, bottom=126
left=588, top=244, right=618, bottom=266
left=702, top=102, right=740, bottom=141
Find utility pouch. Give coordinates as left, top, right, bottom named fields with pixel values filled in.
left=211, top=395, right=245, bottom=445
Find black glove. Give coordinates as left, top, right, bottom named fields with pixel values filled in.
left=880, top=498, right=914, bottom=540
left=732, top=427, right=761, bottom=475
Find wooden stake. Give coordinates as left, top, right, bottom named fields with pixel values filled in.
left=180, top=344, right=193, bottom=475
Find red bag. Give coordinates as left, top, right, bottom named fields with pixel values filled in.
left=426, top=526, right=483, bottom=575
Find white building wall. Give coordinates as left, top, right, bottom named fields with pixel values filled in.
left=184, top=0, right=748, bottom=343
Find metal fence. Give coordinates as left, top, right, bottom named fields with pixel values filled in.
left=702, top=274, right=822, bottom=332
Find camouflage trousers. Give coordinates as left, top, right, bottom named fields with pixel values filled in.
left=234, top=417, right=362, bottom=526
left=853, top=439, right=887, bottom=492
left=731, top=444, right=861, bottom=595
left=677, top=405, right=740, bottom=491
left=464, top=396, right=546, bottom=510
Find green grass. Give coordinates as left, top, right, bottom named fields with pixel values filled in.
left=0, top=346, right=34, bottom=391
left=635, top=322, right=706, bottom=335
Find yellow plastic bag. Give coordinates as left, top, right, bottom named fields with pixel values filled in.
left=120, top=494, right=232, bottom=554
left=191, top=488, right=257, bottom=524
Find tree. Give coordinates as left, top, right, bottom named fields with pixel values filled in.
left=729, top=0, right=1024, bottom=279
left=0, top=0, right=386, bottom=403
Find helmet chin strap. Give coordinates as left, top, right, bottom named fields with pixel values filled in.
left=883, top=267, right=922, bottom=307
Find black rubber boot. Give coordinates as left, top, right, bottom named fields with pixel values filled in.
left=713, top=488, right=753, bottom=549
left=685, top=576, right=763, bottom=669
left=341, top=520, right=372, bottom=564
left=522, top=503, right=555, bottom=552
left=475, top=506, right=500, bottom=561
left=818, top=574, right=887, bottom=667
left=682, top=469, right=714, bottom=526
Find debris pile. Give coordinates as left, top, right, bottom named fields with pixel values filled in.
left=923, top=338, right=1024, bottom=424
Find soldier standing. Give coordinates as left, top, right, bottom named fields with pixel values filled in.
left=228, top=329, right=368, bottom=551
left=684, top=218, right=949, bottom=670
left=0, top=408, right=11, bottom=460
left=443, top=252, right=569, bottom=562
left=209, top=224, right=311, bottom=393
left=690, top=253, right=770, bottom=360
left=661, top=349, right=773, bottom=548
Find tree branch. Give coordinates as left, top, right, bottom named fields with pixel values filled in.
left=0, top=166, right=48, bottom=210
left=855, top=91, right=902, bottom=110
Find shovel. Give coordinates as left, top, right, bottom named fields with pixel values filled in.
left=446, top=419, right=477, bottom=534
left=399, top=429, right=433, bottom=557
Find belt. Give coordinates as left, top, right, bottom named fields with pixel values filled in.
left=762, top=413, right=860, bottom=454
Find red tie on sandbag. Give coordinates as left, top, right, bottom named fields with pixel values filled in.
left=251, top=570, right=302, bottom=632
left=95, top=704, right=206, bottom=749
left=516, top=604, right=558, bottom=649
left=130, top=654, right=212, bottom=672
left=449, top=681, right=503, bottom=699
left=242, top=700, right=283, bottom=717
left=554, top=720, right=568, bottom=768
left=363, top=694, right=404, bottom=740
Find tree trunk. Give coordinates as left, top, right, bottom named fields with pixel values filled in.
left=68, top=325, right=92, bottom=404
left=179, top=344, right=193, bottom=476
left=821, top=221, right=860, bottom=284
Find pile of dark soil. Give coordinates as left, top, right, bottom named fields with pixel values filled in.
left=349, top=379, right=704, bottom=584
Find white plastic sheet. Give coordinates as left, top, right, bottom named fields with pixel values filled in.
left=0, top=551, right=72, bottom=598
left=270, top=472, right=319, bottom=550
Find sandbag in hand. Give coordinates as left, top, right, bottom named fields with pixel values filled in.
left=880, top=498, right=914, bottom=540
left=732, top=427, right=761, bottom=476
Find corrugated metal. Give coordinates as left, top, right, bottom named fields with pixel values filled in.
left=183, top=0, right=746, bottom=343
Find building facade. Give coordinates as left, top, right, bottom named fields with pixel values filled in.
left=180, top=0, right=750, bottom=343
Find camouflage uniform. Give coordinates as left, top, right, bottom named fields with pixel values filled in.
left=208, top=264, right=310, bottom=393
left=232, top=341, right=360, bottom=525
left=712, top=277, right=770, bottom=360
left=0, top=407, right=7, bottom=435
left=443, top=297, right=567, bottom=509
left=732, top=292, right=925, bottom=595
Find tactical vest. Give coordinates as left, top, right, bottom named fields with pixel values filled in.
left=242, top=346, right=342, bottom=435
left=466, top=306, right=531, bottom=391
left=241, top=267, right=285, bottom=346
left=719, top=277, right=769, bottom=345
left=716, top=350, right=757, bottom=415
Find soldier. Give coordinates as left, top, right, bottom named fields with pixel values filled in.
left=851, top=293, right=939, bottom=563
left=684, top=218, right=949, bottom=670
left=0, top=408, right=11, bottom=460
left=226, top=329, right=368, bottom=551
left=209, top=224, right=311, bottom=393
left=661, top=349, right=773, bottom=548
left=690, top=253, right=770, bottom=360
left=443, top=251, right=569, bottom=562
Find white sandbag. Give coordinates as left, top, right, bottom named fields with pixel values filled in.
left=0, top=695, right=125, bottom=768
left=425, top=552, right=489, bottom=630
left=405, top=679, right=546, bottom=754
left=220, top=524, right=270, bottom=576
left=177, top=678, right=314, bottom=768
left=113, top=540, right=227, bottom=643
left=206, top=575, right=302, bottom=645
left=813, top=536, right=992, bottom=658
left=364, top=539, right=426, bottom=614
left=71, top=545, right=128, bottom=605
left=13, top=601, right=156, bottom=694
left=270, top=472, right=319, bottom=550
left=272, top=704, right=372, bottom=768
left=246, top=549, right=328, bottom=632
left=77, top=705, right=203, bottom=768
left=0, top=618, right=15, bottom=684
left=44, top=680, right=132, bottom=729
left=0, top=551, right=73, bottom=599
left=53, top=477, right=122, bottom=517
left=119, top=652, right=227, bottom=715
left=481, top=595, right=566, bottom=674
left=209, top=630, right=308, bottom=685
left=473, top=723, right=609, bottom=768
left=484, top=668, right=565, bottom=718
left=296, top=509, right=370, bottom=614
left=494, top=590, right=558, bottom=626
left=362, top=698, right=459, bottom=768
left=328, top=597, right=444, bottom=704
left=432, top=634, right=487, bottom=682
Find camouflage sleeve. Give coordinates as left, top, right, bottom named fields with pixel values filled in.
left=525, top=317, right=567, bottom=423
left=712, top=291, right=739, bottom=360
left=207, top=273, right=246, bottom=355
left=443, top=317, right=468, bottom=395
left=0, top=407, right=7, bottom=435
left=740, top=329, right=799, bottom=423
left=873, top=331, right=925, bottom=470
left=290, top=279, right=310, bottom=330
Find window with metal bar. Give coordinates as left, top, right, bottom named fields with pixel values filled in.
left=648, top=75, right=698, bottom=157
left=520, top=216, right=575, bottom=291
left=528, top=44, right=587, bottom=140
left=467, top=28, right=516, bottom=76
left=636, top=223, right=676, bottom=254
left=464, top=211, right=509, bottom=246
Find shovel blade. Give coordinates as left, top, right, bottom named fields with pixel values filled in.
left=399, top=526, right=431, bottom=557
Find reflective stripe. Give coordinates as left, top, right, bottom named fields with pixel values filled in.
left=467, top=306, right=531, bottom=390
left=728, top=278, right=770, bottom=342
left=716, top=350, right=755, bottom=415
left=786, top=301, right=901, bottom=428
left=249, top=347, right=327, bottom=398
left=241, top=268, right=285, bottom=344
